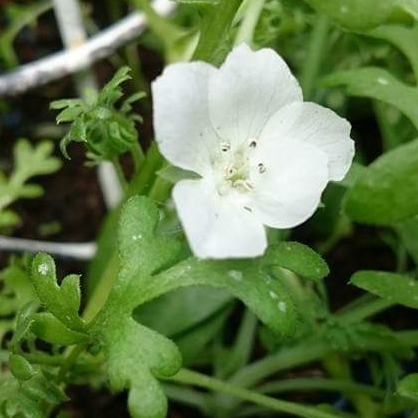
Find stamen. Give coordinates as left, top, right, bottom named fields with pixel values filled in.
left=258, top=163, right=266, bottom=173
left=249, top=140, right=257, bottom=148
left=220, top=143, right=231, bottom=152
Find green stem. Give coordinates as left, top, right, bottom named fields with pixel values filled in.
left=234, top=0, right=266, bottom=45
left=131, top=141, right=145, bottom=173
left=229, top=337, right=329, bottom=388
left=223, top=310, right=257, bottom=377
left=164, top=383, right=211, bottom=414
left=57, top=343, right=87, bottom=382
left=84, top=250, right=120, bottom=322
left=258, top=377, right=385, bottom=399
left=193, top=0, right=243, bottom=65
left=337, top=297, right=395, bottom=324
left=322, top=355, right=378, bottom=418
left=133, top=0, right=180, bottom=42
left=167, top=368, right=346, bottom=418
left=112, top=157, right=129, bottom=193
left=300, top=14, right=329, bottom=100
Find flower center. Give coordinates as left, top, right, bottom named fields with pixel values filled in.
left=214, top=139, right=265, bottom=196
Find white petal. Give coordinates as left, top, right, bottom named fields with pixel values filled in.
left=208, top=43, right=302, bottom=148
left=248, top=139, right=329, bottom=229
left=259, top=102, right=354, bottom=181
left=173, top=178, right=267, bottom=259
left=152, top=61, right=217, bottom=175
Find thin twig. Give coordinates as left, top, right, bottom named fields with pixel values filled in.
left=0, top=0, right=176, bottom=96
left=0, top=235, right=96, bottom=259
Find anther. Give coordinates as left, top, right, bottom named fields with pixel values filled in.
left=220, top=143, right=231, bottom=152
left=249, top=140, right=257, bottom=148
left=258, top=163, right=266, bottom=173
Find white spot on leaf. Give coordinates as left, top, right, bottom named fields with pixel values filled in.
left=278, top=301, right=287, bottom=313
left=228, top=270, right=243, bottom=281
left=37, top=263, right=49, bottom=276
left=377, top=77, right=388, bottom=85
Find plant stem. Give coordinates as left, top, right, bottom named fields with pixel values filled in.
left=338, top=297, right=395, bottom=324
left=193, top=0, right=243, bottom=65
left=300, top=14, right=329, bottom=100
left=258, top=377, right=385, bottom=399
left=234, top=0, right=266, bottom=45
left=229, top=337, right=329, bottom=388
left=112, top=158, right=129, bottom=193
left=57, top=343, right=87, bottom=382
left=133, top=0, right=181, bottom=42
left=167, top=368, right=346, bottom=418
left=131, top=141, right=145, bottom=173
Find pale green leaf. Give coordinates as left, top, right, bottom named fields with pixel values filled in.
left=264, top=242, right=329, bottom=281
left=322, top=68, right=418, bottom=130
left=398, top=374, right=418, bottom=402
left=344, top=138, right=418, bottom=225
left=92, top=196, right=299, bottom=418
left=31, top=312, right=88, bottom=345
left=350, top=270, right=418, bottom=308
left=30, top=254, right=85, bottom=332
left=303, top=0, right=393, bottom=30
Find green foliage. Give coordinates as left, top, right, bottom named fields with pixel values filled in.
left=302, top=0, right=393, bottom=30
left=344, top=138, right=418, bottom=225
left=0, top=139, right=61, bottom=231
left=0, top=371, right=67, bottom=418
left=0, top=1, right=51, bottom=68
left=398, top=374, right=418, bottom=402
left=350, top=270, right=418, bottom=308
left=90, top=196, right=322, bottom=418
left=30, top=253, right=86, bottom=333
left=0, top=257, right=37, bottom=344
left=323, top=68, right=418, bottom=130
left=51, top=67, right=145, bottom=164
left=264, top=242, right=329, bottom=282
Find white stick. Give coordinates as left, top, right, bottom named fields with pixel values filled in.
left=0, top=0, right=176, bottom=96
left=0, top=235, right=96, bottom=260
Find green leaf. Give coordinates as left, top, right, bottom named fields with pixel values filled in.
left=0, top=139, right=61, bottom=220
left=303, top=0, right=393, bottom=30
left=344, top=138, right=418, bottom=225
left=92, top=196, right=298, bottom=418
left=170, top=0, right=218, bottom=3
left=30, top=254, right=85, bottom=332
left=263, top=242, right=329, bottom=281
left=322, top=68, right=418, bottom=130
left=9, top=354, right=35, bottom=381
left=156, top=165, right=200, bottom=184
left=350, top=270, right=418, bottom=308
left=399, top=0, right=418, bottom=20
left=398, top=374, right=418, bottom=402
left=31, top=312, right=88, bottom=345
left=396, top=216, right=418, bottom=265
left=368, top=23, right=418, bottom=78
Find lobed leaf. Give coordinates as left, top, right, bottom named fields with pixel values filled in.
left=30, top=253, right=85, bottom=332
left=92, top=196, right=301, bottom=418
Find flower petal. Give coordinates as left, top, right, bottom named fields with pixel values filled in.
left=152, top=61, right=217, bottom=175
left=173, top=178, right=267, bottom=259
left=208, top=43, right=302, bottom=148
left=259, top=102, right=354, bottom=181
left=248, top=139, right=329, bottom=229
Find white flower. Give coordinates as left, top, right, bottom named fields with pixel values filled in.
left=152, top=43, right=354, bottom=259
